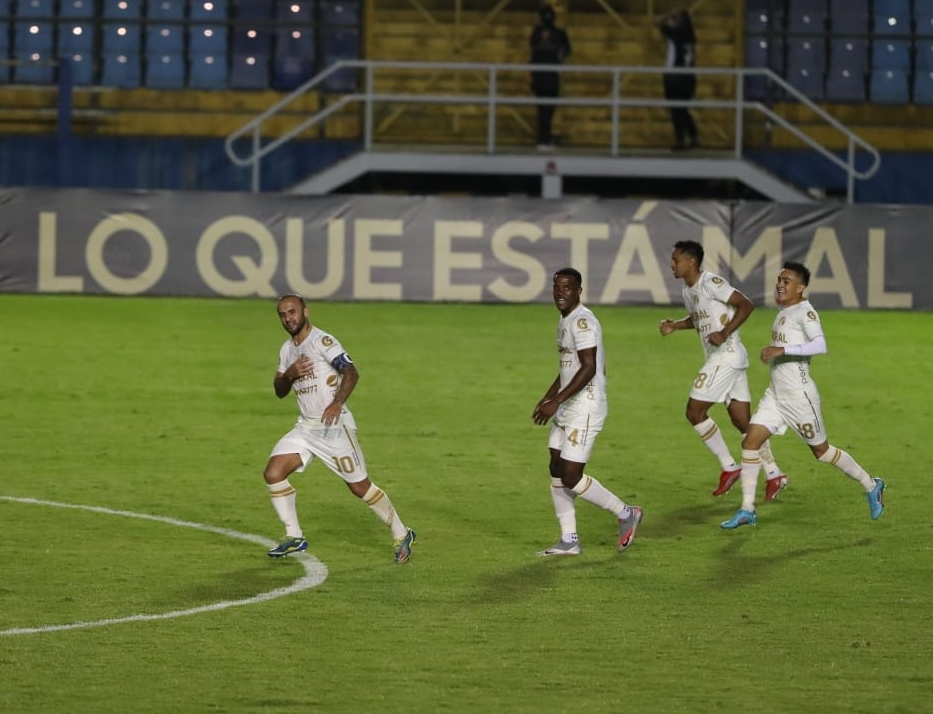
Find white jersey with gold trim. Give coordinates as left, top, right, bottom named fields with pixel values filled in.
left=278, top=326, right=357, bottom=429
left=682, top=271, right=748, bottom=368
left=556, top=303, right=608, bottom=410
left=768, top=300, right=824, bottom=399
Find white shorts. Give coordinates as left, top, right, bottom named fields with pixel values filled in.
left=688, top=360, right=752, bottom=405
left=270, top=421, right=369, bottom=484
left=547, top=402, right=606, bottom=464
left=751, top=386, right=826, bottom=446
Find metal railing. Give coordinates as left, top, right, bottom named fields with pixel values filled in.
left=224, top=60, right=882, bottom=201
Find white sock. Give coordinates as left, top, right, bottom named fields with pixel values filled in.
left=694, top=418, right=737, bottom=470
left=363, top=484, right=408, bottom=540
left=268, top=479, right=303, bottom=538
left=819, top=446, right=875, bottom=491
left=550, top=477, right=578, bottom=539
left=572, top=473, right=628, bottom=518
left=758, top=438, right=784, bottom=478
left=739, top=449, right=760, bottom=512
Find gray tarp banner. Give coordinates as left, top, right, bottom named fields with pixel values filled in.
left=0, top=189, right=928, bottom=309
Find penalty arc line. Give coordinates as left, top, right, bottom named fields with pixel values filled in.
left=0, top=495, right=328, bottom=637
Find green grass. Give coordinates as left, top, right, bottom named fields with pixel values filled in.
left=1, top=295, right=931, bottom=714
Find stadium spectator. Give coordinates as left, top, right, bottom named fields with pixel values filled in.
left=720, top=262, right=886, bottom=530
left=529, top=4, right=571, bottom=149
left=532, top=268, right=643, bottom=555
left=656, top=8, right=699, bottom=151
left=659, top=240, right=789, bottom=500
left=262, top=294, right=416, bottom=563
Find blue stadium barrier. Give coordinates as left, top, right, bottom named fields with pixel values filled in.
left=146, top=24, right=185, bottom=55
left=871, top=39, right=910, bottom=71
left=147, top=0, right=186, bottom=20
left=59, top=0, right=95, bottom=18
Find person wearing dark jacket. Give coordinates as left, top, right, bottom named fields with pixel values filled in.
left=529, top=5, right=571, bottom=149
left=656, top=9, right=699, bottom=151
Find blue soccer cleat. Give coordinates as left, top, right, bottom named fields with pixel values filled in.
left=720, top=509, right=757, bottom=530
left=867, top=478, right=885, bottom=520
left=267, top=536, right=308, bottom=558
left=394, top=528, right=417, bottom=564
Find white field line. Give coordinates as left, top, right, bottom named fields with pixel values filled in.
left=0, top=495, right=328, bottom=636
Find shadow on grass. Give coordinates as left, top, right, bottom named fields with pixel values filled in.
left=469, top=555, right=623, bottom=605
left=711, top=536, right=875, bottom=588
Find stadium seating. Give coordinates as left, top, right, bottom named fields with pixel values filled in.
left=59, top=0, right=95, bottom=18
left=276, top=0, right=314, bottom=21
left=320, top=0, right=361, bottom=27
left=917, top=9, right=933, bottom=37
left=102, top=22, right=141, bottom=53
left=869, top=68, right=909, bottom=103
left=916, top=40, right=933, bottom=71
left=785, top=67, right=824, bottom=100
left=828, top=0, right=869, bottom=35
left=230, top=53, right=270, bottom=89
left=825, top=67, right=865, bottom=101
left=101, top=53, right=142, bottom=88
left=188, top=53, right=228, bottom=88
left=147, top=0, right=186, bottom=20
left=913, top=70, right=933, bottom=105
left=322, top=28, right=359, bottom=92
left=146, top=24, right=185, bottom=55
left=872, top=0, right=911, bottom=36
left=57, top=21, right=95, bottom=85
left=12, top=20, right=55, bottom=83
left=829, top=38, right=868, bottom=74
left=785, top=0, right=825, bottom=34
left=102, top=0, right=143, bottom=20
left=273, top=27, right=314, bottom=91
left=145, top=53, right=186, bottom=88
left=189, top=25, right=227, bottom=55
left=15, top=0, right=56, bottom=17
left=871, top=39, right=910, bottom=71
left=785, top=37, right=825, bottom=77
left=190, top=0, right=228, bottom=21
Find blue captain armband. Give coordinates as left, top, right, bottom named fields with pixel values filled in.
left=331, top=353, right=355, bottom=371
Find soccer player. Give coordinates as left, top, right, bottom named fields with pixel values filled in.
left=721, top=262, right=886, bottom=529
left=660, top=240, right=789, bottom=501
left=262, top=294, right=416, bottom=562
left=532, top=268, right=643, bottom=556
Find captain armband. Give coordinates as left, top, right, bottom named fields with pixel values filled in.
left=331, top=352, right=355, bottom=371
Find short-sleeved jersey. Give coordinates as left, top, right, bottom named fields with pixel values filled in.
left=682, top=271, right=749, bottom=368
left=277, top=326, right=356, bottom=430
left=556, top=303, right=607, bottom=408
left=768, top=300, right=824, bottom=399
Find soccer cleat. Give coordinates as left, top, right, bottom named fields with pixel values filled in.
left=867, top=478, right=885, bottom=520
left=764, top=475, right=789, bottom=501
left=267, top=536, right=308, bottom=558
left=617, top=506, right=643, bottom=552
left=720, top=509, right=757, bottom=530
left=394, top=528, right=417, bottom=564
left=712, top=468, right=741, bottom=497
left=537, top=540, right=582, bottom=557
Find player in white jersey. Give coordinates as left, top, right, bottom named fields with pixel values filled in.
left=532, top=268, right=643, bottom=556
left=262, top=294, right=416, bottom=563
left=660, top=240, right=788, bottom=500
left=721, top=262, right=886, bottom=530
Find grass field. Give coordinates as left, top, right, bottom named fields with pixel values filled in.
left=1, top=294, right=931, bottom=714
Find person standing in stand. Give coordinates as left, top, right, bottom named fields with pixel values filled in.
left=529, top=4, right=571, bottom=150
left=656, top=9, right=699, bottom=151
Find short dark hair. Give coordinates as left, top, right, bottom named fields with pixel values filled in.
left=553, top=267, right=582, bottom=286
left=674, top=240, right=704, bottom=266
left=782, top=261, right=810, bottom=286
left=277, top=293, right=306, bottom=307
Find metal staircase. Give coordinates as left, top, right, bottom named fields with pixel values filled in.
left=225, top=60, right=881, bottom=202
